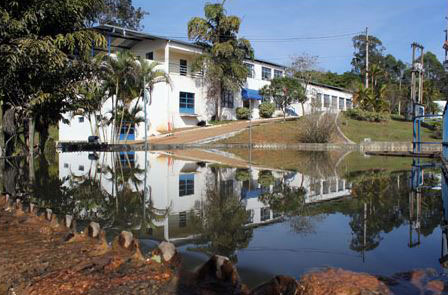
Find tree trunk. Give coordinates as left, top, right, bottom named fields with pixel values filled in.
left=28, top=118, right=35, bottom=183
left=301, top=103, right=305, bottom=117
left=216, top=83, right=222, bottom=121
left=283, top=106, right=286, bottom=122
left=39, top=127, right=49, bottom=154
left=0, top=101, right=4, bottom=158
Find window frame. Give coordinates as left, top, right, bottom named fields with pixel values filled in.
left=179, top=174, right=194, bottom=197
left=274, top=69, right=283, bottom=78
left=315, top=93, right=322, bottom=108
left=323, top=94, right=330, bottom=108
left=339, top=97, right=345, bottom=110
left=180, top=59, right=188, bottom=76
left=145, top=51, right=154, bottom=60
left=346, top=99, right=353, bottom=109
left=245, top=63, right=255, bottom=78
left=179, top=92, right=195, bottom=114
left=221, top=90, right=234, bottom=108
left=262, top=67, right=272, bottom=81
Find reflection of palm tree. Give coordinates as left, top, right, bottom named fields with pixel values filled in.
left=190, top=187, right=253, bottom=261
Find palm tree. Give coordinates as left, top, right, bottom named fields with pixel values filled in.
left=134, top=57, right=171, bottom=138
left=102, top=51, right=137, bottom=144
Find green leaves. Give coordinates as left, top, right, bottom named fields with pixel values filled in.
left=187, top=1, right=254, bottom=120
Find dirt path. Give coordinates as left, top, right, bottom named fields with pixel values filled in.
left=144, top=117, right=293, bottom=145
left=0, top=198, right=174, bottom=295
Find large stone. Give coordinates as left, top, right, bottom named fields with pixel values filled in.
left=119, top=231, right=133, bottom=249
left=158, top=241, right=176, bottom=262
left=87, top=222, right=100, bottom=238
left=297, top=268, right=391, bottom=295
left=251, top=275, right=299, bottom=295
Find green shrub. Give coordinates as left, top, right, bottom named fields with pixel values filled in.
left=298, top=113, right=337, bottom=143
left=259, top=102, right=275, bottom=118
left=236, top=107, right=250, bottom=120
left=344, top=108, right=390, bottom=122
left=391, top=114, right=406, bottom=121
left=236, top=168, right=250, bottom=181
left=258, top=170, right=275, bottom=187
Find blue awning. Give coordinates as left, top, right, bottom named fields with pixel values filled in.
left=242, top=88, right=262, bottom=101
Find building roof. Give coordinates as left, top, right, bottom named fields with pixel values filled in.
left=308, top=81, right=353, bottom=94
left=93, top=24, right=286, bottom=69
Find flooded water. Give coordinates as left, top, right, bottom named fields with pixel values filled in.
left=7, top=150, right=447, bottom=287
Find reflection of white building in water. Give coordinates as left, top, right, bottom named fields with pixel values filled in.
left=59, top=151, right=351, bottom=242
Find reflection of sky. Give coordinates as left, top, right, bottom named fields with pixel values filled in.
left=232, top=213, right=442, bottom=287
left=56, top=151, right=446, bottom=288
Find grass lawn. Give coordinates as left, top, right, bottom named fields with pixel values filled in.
left=220, top=118, right=302, bottom=144
left=339, top=116, right=436, bottom=143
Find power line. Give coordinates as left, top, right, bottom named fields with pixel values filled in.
left=147, top=31, right=363, bottom=43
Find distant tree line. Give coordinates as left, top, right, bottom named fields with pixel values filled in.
left=298, top=34, right=448, bottom=115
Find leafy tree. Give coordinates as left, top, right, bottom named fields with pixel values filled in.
left=188, top=2, right=254, bottom=121
left=351, top=34, right=385, bottom=75
left=190, top=190, right=253, bottom=261
left=93, top=0, right=148, bottom=31
left=383, top=54, right=406, bottom=83
left=313, top=71, right=361, bottom=90
left=260, top=77, right=305, bottom=121
left=0, top=0, right=106, bottom=157
left=354, top=83, right=389, bottom=113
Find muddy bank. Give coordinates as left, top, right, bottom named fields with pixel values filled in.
left=1, top=195, right=447, bottom=295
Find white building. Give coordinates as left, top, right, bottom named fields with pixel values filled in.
left=59, top=24, right=353, bottom=143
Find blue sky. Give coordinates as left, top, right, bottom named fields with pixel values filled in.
left=134, top=0, right=447, bottom=73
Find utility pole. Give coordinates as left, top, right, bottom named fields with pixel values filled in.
left=410, top=43, right=424, bottom=114
left=444, top=9, right=448, bottom=72
left=365, top=27, right=369, bottom=89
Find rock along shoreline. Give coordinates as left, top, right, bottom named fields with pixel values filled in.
left=0, top=195, right=446, bottom=295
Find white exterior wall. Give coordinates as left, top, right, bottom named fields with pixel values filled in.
left=58, top=36, right=353, bottom=142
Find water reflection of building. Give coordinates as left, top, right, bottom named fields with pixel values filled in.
left=58, top=151, right=352, bottom=242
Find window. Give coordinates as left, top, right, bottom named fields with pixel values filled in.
left=64, top=163, right=69, bottom=168
left=346, top=99, right=353, bottom=109
left=274, top=70, right=283, bottom=78
left=179, top=92, right=195, bottom=114
left=179, top=174, right=194, bottom=196
left=179, top=211, right=187, bottom=228
left=338, top=180, right=344, bottom=192
left=331, top=96, right=338, bottom=108
left=330, top=179, right=337, bottom=193
left=245, top=63, right=255, bottom=78
left=145, top=51, right=154, bottom=60
left=246, top=209, right=254, bottom=224
left=315, top=93, right=322, bottom=108
left=322, top=180, right=329, bottom=194
left=221, top=90, right=234, bottom=108
left=261, top=207, right=271, bottom=221
left=323, top=95, right=330, bottom=108
left=180, top=59, right=187, bottom=76
left=310, top=180, right=321, bottom=196
left=262, top=67, right=272, bottom=80
left=220, top=180, right=234, bottom=197
left=78, top=116, right=84, bottom=123
left=339, top=97, right=345, bottom=110
left=78, top=165, right=84, bottom=171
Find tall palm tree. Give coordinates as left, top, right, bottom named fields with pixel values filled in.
left=134, top=57, right=171, bottom=137
left=102, top=51, right=137, bottom=144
